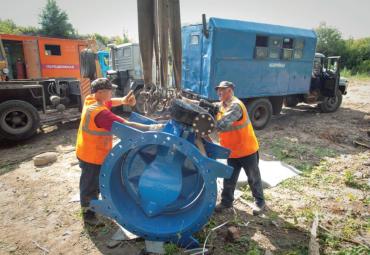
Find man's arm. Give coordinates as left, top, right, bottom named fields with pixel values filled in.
left=110, top=90, right=136, bottom=107
left=95, top=110, right=163, bottom=132
left=216, top=103, right=243, bottom=131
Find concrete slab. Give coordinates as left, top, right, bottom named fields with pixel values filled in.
left=217, top=159, right=301, bottom=188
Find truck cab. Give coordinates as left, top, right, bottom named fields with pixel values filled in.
left=0, top=34, right=94, bottom=141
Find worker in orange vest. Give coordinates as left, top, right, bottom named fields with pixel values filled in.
left=76, top=78, right=163, bottom=226
left=213, top=81, right=265, bottom=215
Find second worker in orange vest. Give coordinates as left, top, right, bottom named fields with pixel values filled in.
left=214, top=81, right=265, bottom=215
left=76, top=78, right=163, bottom=226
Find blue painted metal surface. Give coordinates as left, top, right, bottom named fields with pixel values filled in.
left=90, top=112, right=233, bottom=248
left=182, top=17, right=317, bottom=100
left=97, top=50, right=109, bottom=77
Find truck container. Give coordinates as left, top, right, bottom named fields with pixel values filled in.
left=181, top=17, right=347, bottom=129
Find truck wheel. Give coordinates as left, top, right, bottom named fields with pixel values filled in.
left=284, top=96, right=299, bottom=107
left=0, top=100, right=40, bottom=141
left=319, top=90, right=342, bottom=113
left=246, top=98, right=272, bottom=130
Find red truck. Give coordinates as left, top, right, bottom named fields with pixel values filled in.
left=0, top=34, right=96, bottom=141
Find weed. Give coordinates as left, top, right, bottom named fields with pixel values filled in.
left=246, top=241, right=263, bottom=255
left=278, top=246, right=308, bottom=255
left=337, top=245, right=370, bottom=255
left=319, top=232, right=341, bottom=249
left=164, top=242, right=180, bottom=255
left=341, top=218, right=362, bottom=239
left=0, top=164, right=16, bottom=175
left=343, top=170, right=370, bottom=191
left=223, top=239, right=262, bottom=255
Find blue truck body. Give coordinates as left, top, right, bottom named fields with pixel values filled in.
left=181, top=17, right=317, bottom=101
left=98, top=50, right=109, bottom=77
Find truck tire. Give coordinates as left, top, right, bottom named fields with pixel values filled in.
left=284, top=96, right=299, bottom=107
left=0, top=100, right=40, bottom=141
left=319, top=90, right=342, bottom=113
left=246, top=98, right=273, bottom=130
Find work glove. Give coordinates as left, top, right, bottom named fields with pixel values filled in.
left=148, top=124, right=165, bottom=131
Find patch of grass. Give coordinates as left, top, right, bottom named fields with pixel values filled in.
left=267, top=211, right=279, bottom=221
left=269, top=138, right=336, bottom=173
left=343, top=170, right=370, bottom=191
left=164, top=242, right=180, bottom=255
left=223, top=239, right=262, bottom=255
left=0, top=164, right=17, bottom=175
left=246, top=243, right=263, bottom=255
left=277, top=246, right=308, bottom=255
left=194, top=217, right=217, bottom=243
left=74, top=209, right=83, bottom=220
left=341, top=68, right=370, bottom=81
left=296, top=207, right=315, bottom=222
left=240, top=184, right=254, bottom=201
left=279, top=177, right=304, bottom=192
left=363, top=196, right=370, bottom=206
left=337, top=245, right=370, bottom=255
left=341, top=217, right=363, bottom=239
left=319, top=232, right=341, bottom=249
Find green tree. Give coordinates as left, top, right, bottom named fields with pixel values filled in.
left=315, top=22, right=346, bottom=58
left=345, top=37, right=370, bottom=74
left=0, top=19, right=21, bottom=34
left=39, top=0, right=75, bottom=38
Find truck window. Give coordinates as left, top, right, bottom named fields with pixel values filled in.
left=190, top=34, right=200, bottom=45
left=269, top=37, right=282, bottom=59
left=293, top=39, right=304, bottom=59
left=255, top=35, right=268, bottom=59
left=282, top=38, right=293, bottom=60
left=45, top=44, right=61, bottom=56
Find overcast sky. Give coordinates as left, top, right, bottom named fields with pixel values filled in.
left=1, top=0, right=369, bottom=41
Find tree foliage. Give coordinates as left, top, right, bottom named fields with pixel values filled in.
left=315, top=22, right=346, bottom=58
left=91, top=31, right=131, bottom=50
left=39, top=0, right=75, bottom=38
left=0, top=19, right=40, bottom=36
left=315, top=22, right=370, bottom=75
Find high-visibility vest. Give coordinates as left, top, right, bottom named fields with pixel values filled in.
left=216, top=97, right=259, bottom=158
left=76, top=95, right=112, bottom=165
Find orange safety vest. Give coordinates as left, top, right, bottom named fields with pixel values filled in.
left=76, top=95, right=113, bottom=165
left=216, top=97, right=259, bottom=158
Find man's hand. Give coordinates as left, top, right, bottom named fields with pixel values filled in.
left=121, top=90, right=136, bottom=106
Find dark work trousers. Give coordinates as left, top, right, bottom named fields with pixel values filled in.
left=221, top=151, right=265, bottom=207
left=79, top=160, right=101, bottom=208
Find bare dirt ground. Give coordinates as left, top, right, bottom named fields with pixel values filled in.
left=0, top=80, right=369, bottom=255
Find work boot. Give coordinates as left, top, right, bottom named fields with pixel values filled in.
left=83, top=209, right=104, bottom=227
left=251, top=202, right=266, bottom=216
left=214, top=203, right=232, bottom=213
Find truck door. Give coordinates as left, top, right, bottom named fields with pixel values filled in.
left=321, top=56, right=340, bottom=97
left=23, top=39, right=41, bottom=79
left=182, top=29, right=203, bottom=94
